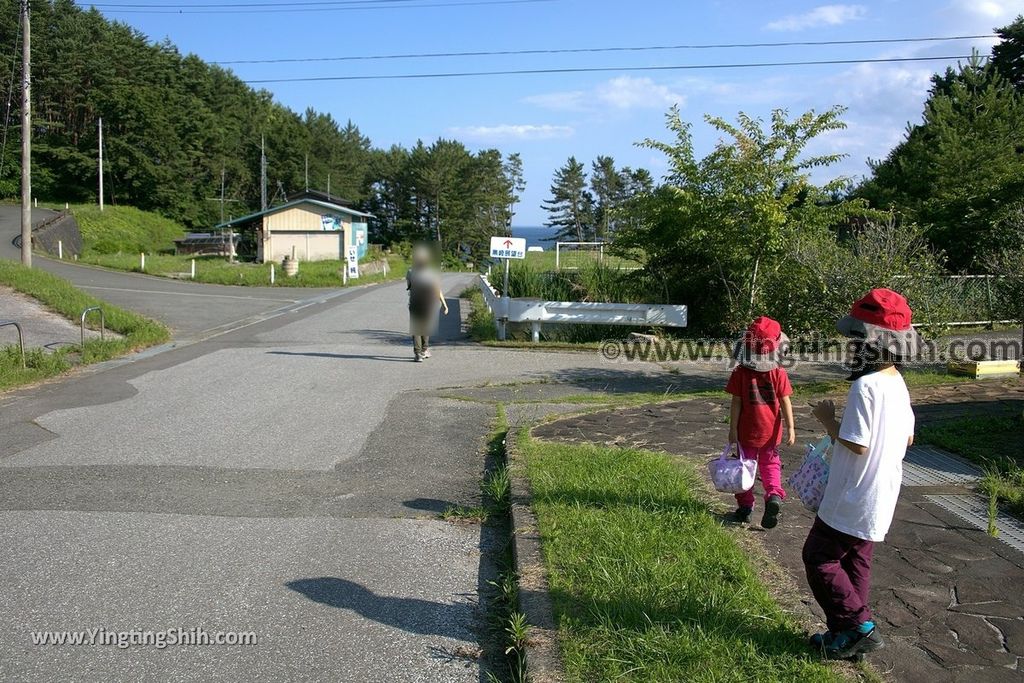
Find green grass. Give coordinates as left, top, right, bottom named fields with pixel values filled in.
left=520, top=434, right=844, bottom=682
left=919, top=413, right=1024, bottom=518
left=462, top=287, right=499, bottom=342
left=0, top=260, right=170, bottom=391
left=76, top=252, right=408, bottom=288
left=71, top=204, right=186, bottom=255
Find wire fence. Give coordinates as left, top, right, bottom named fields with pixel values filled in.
left=912, top=275, right=1019, bottom=327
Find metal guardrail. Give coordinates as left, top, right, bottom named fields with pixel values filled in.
left=0, top=320, right=25, bottom=368
left=80, top=307, right=105, bottom=348
left=479, top=274, right=687, bottom=341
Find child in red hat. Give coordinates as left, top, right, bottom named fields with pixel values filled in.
left=725, top=316, right=796, bottom=529
left=805, top=288, right=919, bottom=661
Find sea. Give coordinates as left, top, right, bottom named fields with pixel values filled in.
left=511, top=225, right=559, bottom=250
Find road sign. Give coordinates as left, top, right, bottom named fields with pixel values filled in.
left=489, top=236, right=526, bottom=260
left=346, top=245, right=359, bottom=279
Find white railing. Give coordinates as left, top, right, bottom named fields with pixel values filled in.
left=478, top=274, right=687, bottom=341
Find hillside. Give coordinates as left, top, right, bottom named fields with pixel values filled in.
left=73, top=205, right=186, bottom=255
left=0, top=0, right=520, bottom=256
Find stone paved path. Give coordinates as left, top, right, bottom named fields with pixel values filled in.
left=532, top=378, right=1024, bottom=682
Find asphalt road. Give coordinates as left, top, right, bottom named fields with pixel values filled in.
left=0, top=269, right=710, bottom=681
left=0, top=205, right=338, bottom=340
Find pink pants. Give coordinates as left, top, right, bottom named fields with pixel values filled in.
left=735, top=444, right=786, bottom=509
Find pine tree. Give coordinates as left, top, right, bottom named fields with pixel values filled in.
left=543, top=157, right=594, bottom=241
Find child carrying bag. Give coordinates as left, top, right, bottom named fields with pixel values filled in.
left=708, top=444, right=758, bottom=494
left=787, top=436, right=833, bottom=511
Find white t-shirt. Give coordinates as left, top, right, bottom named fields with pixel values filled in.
left=817, top=370, right=915, bottom=542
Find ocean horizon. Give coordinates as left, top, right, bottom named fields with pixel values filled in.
left=511, top=225, right=559, bottom=249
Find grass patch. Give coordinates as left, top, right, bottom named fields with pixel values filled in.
left=0, top=261, right=170, bottom=391
left=462, top=286, right=498, bottom=342
left=72, top=204, right=186, bottom=254
left=520, top=434, right=844, bottom=682
left=919, top=413, right=1024, bottom=518
left=75, top=252, right=408, bottom=288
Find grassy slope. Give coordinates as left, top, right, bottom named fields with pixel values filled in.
left=520, top=433, right=842, bottom=683
left=73, top=204, right=185, bottom=255
left=0, top=261, right=170, bottom=391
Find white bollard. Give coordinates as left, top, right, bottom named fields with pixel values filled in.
left=58, top=240, right=63, bottom=260
left=65, top=202, right=69, bottom=210
left=34, top=198, right=37, bottom=207
left=140, top=253, right=145, bottom=271
left=270, top=263, right=275, bottom=285
left=191, top=259, right=196, bottom=279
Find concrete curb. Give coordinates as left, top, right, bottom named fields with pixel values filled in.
left=505, top=429, right=565, bottom=683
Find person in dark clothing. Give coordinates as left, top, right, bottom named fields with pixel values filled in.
left=406, top=246, right=448, bottom=362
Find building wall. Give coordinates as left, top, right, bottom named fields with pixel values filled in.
left=265, top=205, right=353, bottom=233
left=268, top=231, right=348, bottom=263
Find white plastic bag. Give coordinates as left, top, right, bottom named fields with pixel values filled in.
left=707, top=444, right=758, bottom=494
left=787, top=436, right=833, bottom=511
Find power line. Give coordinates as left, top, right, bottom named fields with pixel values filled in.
left=216, top=34, right=996, bottom=65
left=243, top=54, right=976, bottom=84
left=95, top=0, right=553, bottom=13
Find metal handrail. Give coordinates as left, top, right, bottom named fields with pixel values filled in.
left=80, top=307, right=105, bottom=348
left=0, top=320, right=25, bottom=368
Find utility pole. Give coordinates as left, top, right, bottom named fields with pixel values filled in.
left=20, top=0, right=31, bottom=267
left=219, top=166, right=226, bottom=224
left=326, top=173, right=331, bottom=201
left=98, top=117, right=104, bottom=211
left=260, top=135, right=267, bottom=211
left=304, top=153, right=309, bottom=193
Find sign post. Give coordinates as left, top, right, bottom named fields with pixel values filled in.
left=489, top=236, right=527, bottom=341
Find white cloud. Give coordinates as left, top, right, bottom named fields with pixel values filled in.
left=595, top=77, right=686, bottom=109
left=446, top=124, right=575, bottom=142
left=765, top=4, right=867, bottom=31
left=525, top=76, right=685, bottom=113
left=954, top=0, right=1022, bottom=20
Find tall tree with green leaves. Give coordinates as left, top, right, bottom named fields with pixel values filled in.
left=503, top=152, right=525, bottom=232
left=618, top=106, right=863, bottom=331
left=590, top=155, right=622, bottom=240
left=543, top=156, right=594, bottom=241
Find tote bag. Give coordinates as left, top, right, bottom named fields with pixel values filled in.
left=787, top=436, right=833, bottom=511
left=707, top=444, right=758, bottom=494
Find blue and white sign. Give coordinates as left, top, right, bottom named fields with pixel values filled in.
left=489, top=236, right=527, bottom=260
left=321, top=215, right=342, bottom=231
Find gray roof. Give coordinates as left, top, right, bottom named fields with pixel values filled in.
left=215, top=198, right=374, bottom=229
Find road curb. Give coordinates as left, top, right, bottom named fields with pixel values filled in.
left=506, top=429, right=565, bottom=683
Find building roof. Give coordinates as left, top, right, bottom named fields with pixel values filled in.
left=288, top=189, right=353, bottom=206
left=215, top=198, right=374, bottom=229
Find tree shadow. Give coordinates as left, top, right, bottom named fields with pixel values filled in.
left=532, top=366, right=722, bottom=395
left=286, top=577, right=477, bottom=641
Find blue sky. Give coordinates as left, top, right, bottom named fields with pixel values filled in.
left=101, top=0, right=1022, bottom=225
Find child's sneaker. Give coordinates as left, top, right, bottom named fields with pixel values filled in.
left=729, top=507, right=753, bottom=523
left=809, top=631, right=833, bottom=650
left=824, top=622, right=885, bottom=659
left=761, top=495, right=783, bottom=529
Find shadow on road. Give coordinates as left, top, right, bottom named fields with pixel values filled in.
left=403, top=497, right=458, bottom=514
left=536, top=366, right=721, bottom=394
left=267, top=351, right=414, bottom=362
left=286, top=577, right=476, bottom=640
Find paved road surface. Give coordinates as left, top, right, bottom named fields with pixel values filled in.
left=0, top=271, right=706, bottom=681
left=0, top=205, right=338, bottom=340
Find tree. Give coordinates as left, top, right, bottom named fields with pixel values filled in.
left=617, top=106, right=864, bottom=332
left=590, top=155, right=622, bottom=240
left=542, top=157, right=594, bottom=241
left=857, top=20, right=1024, bottom=270
left=503, top=152, right=525, bottom=232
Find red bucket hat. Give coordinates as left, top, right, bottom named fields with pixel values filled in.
left=837, top=288, right=921, bottom=357
left=733, top=316, right=789, bottom=371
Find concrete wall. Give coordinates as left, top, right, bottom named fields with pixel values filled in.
left=268, top=231, right=344, bottom=262
left=33, top=213, right=83, bottom=257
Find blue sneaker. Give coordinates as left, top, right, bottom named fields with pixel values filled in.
left=824, top=622, right=884, bottom=659
left=809, top=631, right=834, bottom=650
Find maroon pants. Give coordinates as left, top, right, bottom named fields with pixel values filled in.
left=802, top=516, right=875, bottom=632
